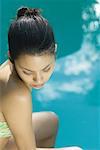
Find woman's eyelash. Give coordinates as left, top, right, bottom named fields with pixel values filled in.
left=23, top=71, right=32, bottom=75
left=43, top=67, right=51, bottom=72
left=23, top=67, right=51, bottom=75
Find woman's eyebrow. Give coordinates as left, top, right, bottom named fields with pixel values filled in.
left=20, top=63, right=52, bottom=72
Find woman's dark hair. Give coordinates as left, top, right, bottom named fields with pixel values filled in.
left=8, top=6, right=56, bottom=63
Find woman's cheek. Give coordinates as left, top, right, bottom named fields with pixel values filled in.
left=46, top=69, right=54, bottom=81
left=19, top=71, right=32, bottom=83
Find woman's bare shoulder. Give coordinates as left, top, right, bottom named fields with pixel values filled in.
left=0, top=78, right=32, bottom=112
left=2, top=81, right=31, bottom=101
left=0, top=60, right=32, bottom=109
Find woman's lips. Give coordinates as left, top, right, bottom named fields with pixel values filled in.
left=31, top=83, right=44, bottom=88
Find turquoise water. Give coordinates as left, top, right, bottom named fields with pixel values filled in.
left=0, top=0, right=100, bottom=149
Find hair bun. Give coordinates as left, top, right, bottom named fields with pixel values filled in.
left=17, top=6, right=42, bottom=19
left=17, top=7, right=28, bottom=19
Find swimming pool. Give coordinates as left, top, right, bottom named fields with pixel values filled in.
left=0, top=0, right=100, bottom=149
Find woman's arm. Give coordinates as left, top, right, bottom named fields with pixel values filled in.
left=2, top=89, right=36, bottom=150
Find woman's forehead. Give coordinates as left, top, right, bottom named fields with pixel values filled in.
left=15, top=54, right=55, bottom=70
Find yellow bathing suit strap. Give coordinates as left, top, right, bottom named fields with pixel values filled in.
left=0, top=122, right=12, bottom=138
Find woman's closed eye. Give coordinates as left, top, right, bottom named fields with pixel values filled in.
left=23, top=71, right=32, bottom=75
left=43, top=67, right=51, bottom=72
left=23, top=67, right=51, bottom=75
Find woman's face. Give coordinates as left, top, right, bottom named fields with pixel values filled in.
left=14, top=53, right=56, bottom=89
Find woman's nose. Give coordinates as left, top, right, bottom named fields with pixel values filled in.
left=32, top=72, right=43, bottom=83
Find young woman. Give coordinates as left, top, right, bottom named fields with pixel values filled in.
left=0, top=6, right=82, bottom=150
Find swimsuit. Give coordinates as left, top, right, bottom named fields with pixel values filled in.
left=0, top=121, right=12, bottom=138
